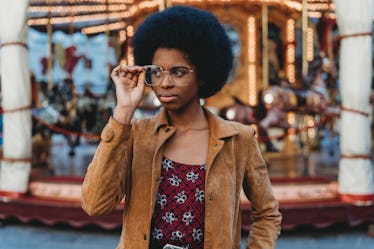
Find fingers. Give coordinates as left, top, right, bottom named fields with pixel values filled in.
left=111, top=65, right=144, bottom=87
left=111, top=65, right=123, bottom=77
left=120, top=65, right=143, bottom=76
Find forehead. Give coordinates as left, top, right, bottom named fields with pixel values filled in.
left=152, top=48, right=191, bottom=67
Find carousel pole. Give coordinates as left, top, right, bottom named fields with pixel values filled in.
left=0, top=0, right=32, bottom=196
left=68, top=0, right=75, bottom=80
left=333, top=0, right=374, bottom=204
left=301, top=0, right=308, bottom=77
left=47, top=0, right=53, bottom=93
left=105, top=0, right=110, bottom=84
left=261, top=2, right=269, bottom=89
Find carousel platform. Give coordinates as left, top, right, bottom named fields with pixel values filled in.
left=0, top=133, right=373, bottom=231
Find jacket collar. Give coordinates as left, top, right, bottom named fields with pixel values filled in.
left=153, top=106, right=239, bottom=139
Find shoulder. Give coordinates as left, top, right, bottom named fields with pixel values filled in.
left=223, top=118, right=256, bottom=139
left=205, top=107, right=255, bottom=140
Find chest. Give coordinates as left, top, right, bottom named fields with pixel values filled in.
left=163, top=129, right=209, bottom=165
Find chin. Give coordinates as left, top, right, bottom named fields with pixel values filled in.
left=162, top=103, right=186, bottom=113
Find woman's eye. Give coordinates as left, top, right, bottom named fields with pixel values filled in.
left=171, top=68, right=186, bottom=77
left=151, top=69, right=162, bottom=76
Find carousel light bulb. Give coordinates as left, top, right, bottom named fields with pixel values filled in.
left=28, top=1, right=151, bottom=27
left=328, top=13, right=336, bottom=19
left=287, top=64, right=296, bottom=83
left=82, top=21, right=127, bottom=35
left=119, top=30, right=127, bottom=42
left=283, top=0, right=302, bottom=11
left=226, top=108, right=236, bottom=120
left=308, top=12, right=322, bottom=18
left=247, top=16, right=256, bottom=106
left=126, top=25, right=134, bottom=37
left=139, top=0, right=159, bottom=9
left=264, top=93, right=274, bottom=105
left=286, top=19, right=295, bottom=43
left=287, top=44, right=295, bottom=63
left=307, top=116, right=316, bottom=138
left=306, top=27, right=314, bottom=61
left=286, top=18, right=296, bottom=84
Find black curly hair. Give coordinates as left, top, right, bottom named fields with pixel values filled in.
left=131, top=5, right=233, bottom=98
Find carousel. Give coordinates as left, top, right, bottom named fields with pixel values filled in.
left=0, top=0, right=373, bottom=231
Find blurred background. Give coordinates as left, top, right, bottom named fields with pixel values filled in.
left=0, top=0, right=373, bottom=248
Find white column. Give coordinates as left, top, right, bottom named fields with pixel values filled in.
left=0, top=0, right=31, bottom=194
left=334, top=0, right=374, bottom=204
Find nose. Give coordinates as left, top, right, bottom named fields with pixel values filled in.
left=159, top=72, right=174, bottom=88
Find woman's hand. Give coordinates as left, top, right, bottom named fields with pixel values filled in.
left=111, top=65, right=145, bottom=124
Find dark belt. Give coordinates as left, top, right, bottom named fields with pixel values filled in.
left=149, top=240, right=187, bottom=249
left=149, top=239, right=164, bottom=249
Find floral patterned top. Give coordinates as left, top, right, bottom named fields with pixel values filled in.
left=150, top=157, right=206, bottom=249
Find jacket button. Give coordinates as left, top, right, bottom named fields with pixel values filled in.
left=155, top=176, right=160, bottom=181
left=209, top=194, right=214, bottom=200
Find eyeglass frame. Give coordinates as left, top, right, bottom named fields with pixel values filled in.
left=142, top=64, right=195, bottom=86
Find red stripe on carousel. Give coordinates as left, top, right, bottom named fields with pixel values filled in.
left=339, top=193, right=374, bottom=205
left=32, top=113, right=100, bottom=139
left=0, top=190, right=26, bottom=199
left=337, top=31, right=372, bottom=41
left=0, top=41, right=28, bottom=49
left=340, top=106, right=369, bottom=117
left=1, top=157, right=33, bottom=163
left=1, top=105, right=32, bottom=113
left=340, top=154, right=371, bottom=160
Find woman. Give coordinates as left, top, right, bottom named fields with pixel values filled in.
left=81, top=5, right=281, bottom=249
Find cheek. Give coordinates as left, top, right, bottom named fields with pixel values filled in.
left=188, top=83, right=200, bottom=98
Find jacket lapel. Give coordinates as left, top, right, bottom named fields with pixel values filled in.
left=150, top=109, right=175, bottom=218
left=204, top=108, right=239, bottom=178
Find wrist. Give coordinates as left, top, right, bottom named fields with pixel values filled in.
left=113, top=106, right=136, bottom=125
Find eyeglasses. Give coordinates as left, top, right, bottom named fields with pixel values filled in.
left=143, top=65, right=194, bottom=86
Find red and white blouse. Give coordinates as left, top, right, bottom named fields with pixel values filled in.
left=150, top=157, right=206, bottom=249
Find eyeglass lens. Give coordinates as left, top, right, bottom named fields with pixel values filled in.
left=144, top=65, right=192, bottom=86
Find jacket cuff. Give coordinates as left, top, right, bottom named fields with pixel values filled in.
left=100, top=117, right=132, bottom=143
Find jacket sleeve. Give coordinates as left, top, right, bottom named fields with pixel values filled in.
left=243, top=129, right=282, bottom=249
left=81, top=117, right=134, bottom=216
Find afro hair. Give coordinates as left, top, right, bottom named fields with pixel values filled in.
left=131, top=5, right=233, bottom=98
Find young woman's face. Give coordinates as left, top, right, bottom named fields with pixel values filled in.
left=150, top=48, right=199, bottom=112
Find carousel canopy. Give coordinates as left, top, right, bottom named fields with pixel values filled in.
left=25, top=0, right=339, bottom=94
left=28, top=0, right=336, bottom=35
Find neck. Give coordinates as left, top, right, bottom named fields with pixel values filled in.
left=167, top=102, right=208, bottom=131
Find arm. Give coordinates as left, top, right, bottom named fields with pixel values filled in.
left=243, top=130, right=282, bottom=249
left=81, top=117, right=133, bottom=216
left=81, top=65, right=145, bottom=216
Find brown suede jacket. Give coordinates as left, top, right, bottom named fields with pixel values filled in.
left=81, top=107, right=281, bottom=249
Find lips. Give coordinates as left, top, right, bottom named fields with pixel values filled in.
left=158, top=95, right=177, bottom=103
